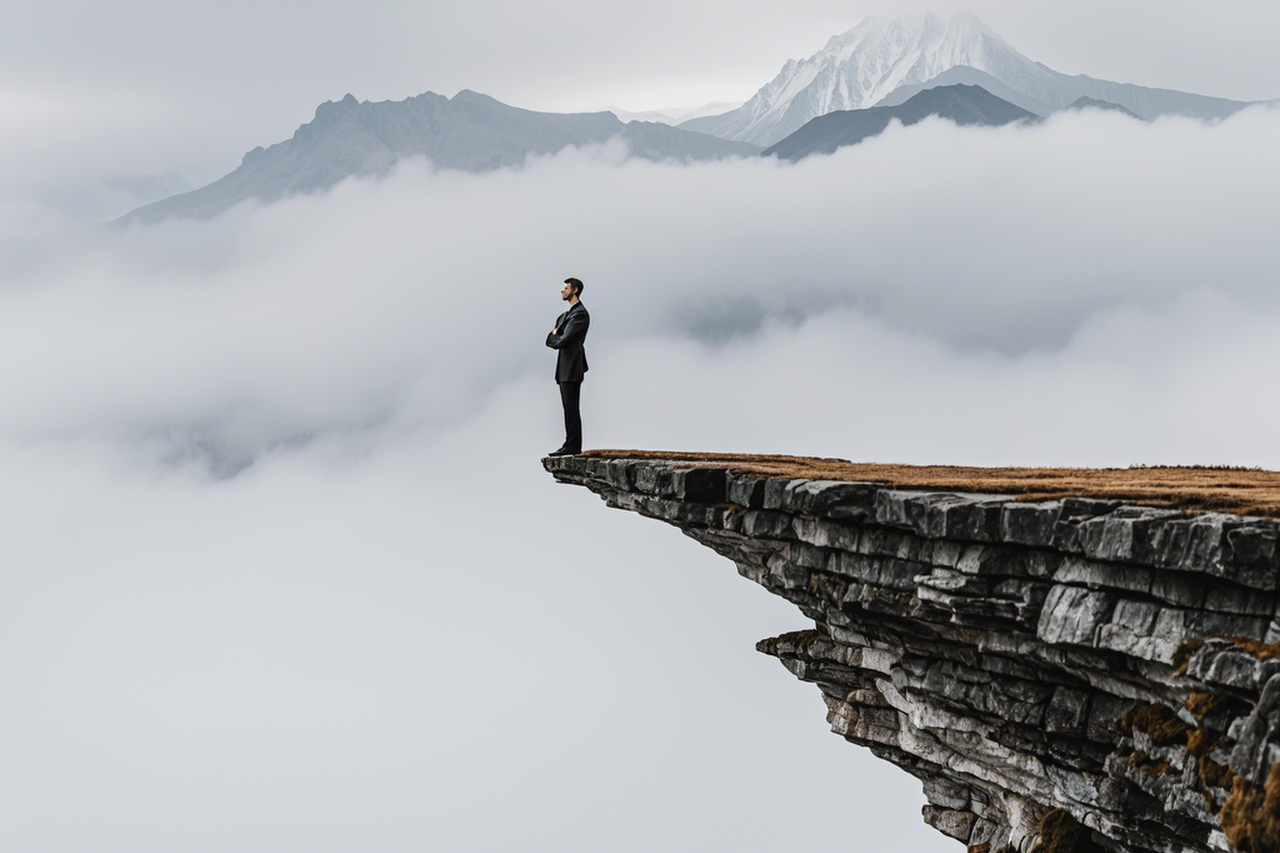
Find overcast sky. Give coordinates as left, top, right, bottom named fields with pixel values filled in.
left=3, top=4, right=1280, bottom=852
left=4, top=0, right=1280, bottom=182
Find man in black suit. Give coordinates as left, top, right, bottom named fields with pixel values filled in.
left=546, top=277, right=590, bottom=457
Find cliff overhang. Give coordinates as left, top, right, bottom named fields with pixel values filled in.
left=544, top=451, right=1280, bottom=853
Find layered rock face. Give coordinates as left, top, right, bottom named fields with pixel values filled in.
left=544, top=454, right=1280, bottom=852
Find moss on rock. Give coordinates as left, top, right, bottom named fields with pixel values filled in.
left=1028, top=809, right=1105, bottom=853
left=1119, top=703, right=1194, bottom=746
left=1221, top=763, right=1280, bottom=853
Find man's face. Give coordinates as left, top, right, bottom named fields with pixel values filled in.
left=560, top=282, right=574, bottom=300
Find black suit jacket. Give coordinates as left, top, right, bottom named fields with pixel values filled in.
left=546, top=301, right=590, bottom=383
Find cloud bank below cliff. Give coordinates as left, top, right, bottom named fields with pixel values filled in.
left=3, top=106, right=1280, bottom=852
left=4, top=106, right=1279, bottom=471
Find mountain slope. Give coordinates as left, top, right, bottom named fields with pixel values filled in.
left=1052, top=73, right=1247, bottom=120
left=618, top=120, right=761, bottom=160
left=120, top=91, right=760, bottom=224
left=873, top=65, right=1053, bottom=115
left=1062, top=96, right=1141, bottom=119
left=681, top=11, right=1256, bottom=146
left=607, top=101, right=743, bottom=124
left=763, top=84, right=1036, bottom=161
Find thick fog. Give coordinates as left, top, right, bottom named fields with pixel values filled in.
left=5, top=107, right=1280, bottom=469
left=3, top=106, right=1280, bottom=852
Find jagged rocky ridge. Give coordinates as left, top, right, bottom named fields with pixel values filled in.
left=119, top=90, right=760, bottom=224
left=544, top=453, right=1280, bottom=852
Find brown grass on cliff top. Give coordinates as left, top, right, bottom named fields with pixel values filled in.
left=579, top=450, right=1280, bottom=519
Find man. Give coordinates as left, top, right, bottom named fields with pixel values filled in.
left=545, top=277, right=590, bottom=457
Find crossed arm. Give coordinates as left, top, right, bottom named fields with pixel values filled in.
left=546, top=312, right=588, bottom=349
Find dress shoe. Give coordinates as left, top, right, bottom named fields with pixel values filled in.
left=547, top=446, right=574, bottom=457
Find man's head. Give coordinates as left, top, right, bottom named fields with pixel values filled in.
left=561, top=277, right=584, bottom=303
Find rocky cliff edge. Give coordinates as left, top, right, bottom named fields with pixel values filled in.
left=544, top=451, right=1280, bottom=853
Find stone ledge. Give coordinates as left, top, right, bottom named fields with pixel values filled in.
left=546, top=452, right=1280, bottom=852
left=545, top=454, right=1280, bottom=589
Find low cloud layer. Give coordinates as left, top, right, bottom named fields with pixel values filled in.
left=3, top=107, right=1280, bottom=852
left=3, top=106, right=1279, bottom=469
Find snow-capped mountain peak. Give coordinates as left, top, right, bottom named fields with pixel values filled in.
left=801, top=11, right=1016, bottom=109
left=679, top=9, right=1254, bottom=146
left=681, top=10, right=1048, bottom=146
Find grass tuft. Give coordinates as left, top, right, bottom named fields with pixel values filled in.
left=582, top=450, right=1280, bottom=518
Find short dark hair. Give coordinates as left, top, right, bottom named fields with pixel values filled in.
left=564, top=277, right=584, bottom=297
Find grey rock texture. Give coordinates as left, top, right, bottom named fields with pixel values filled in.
left=544, top=453, right=1280, bottom=852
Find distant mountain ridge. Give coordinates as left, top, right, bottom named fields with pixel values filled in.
left=606, top=101, right=743, bottom=125
left=871, top=66, right=1052, bottom=115
left=1064, top=96, right=1141, bottom=119
left=120, top=11, right=1274, bottom=224
left=681, top=11, right=1259, bottom=146
left=120, top=91, right=760, bottom=224
left=763, top=84, right=1037, bottom=161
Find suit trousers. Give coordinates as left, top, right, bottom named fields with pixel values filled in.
left=558, top=380, right=582, bottom=451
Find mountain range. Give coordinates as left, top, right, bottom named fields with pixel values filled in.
left=763, top=84, right=1037, bottom=161
left=120, top=10, right=1274, bottom=224
left=120, top=91, right=759, bottom=224
left=680, top=11, right=1259, bottom=146
left=605, top=102, right=743, bottom=125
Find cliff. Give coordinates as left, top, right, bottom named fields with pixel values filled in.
left=543, top=452, right=1280, bottom=853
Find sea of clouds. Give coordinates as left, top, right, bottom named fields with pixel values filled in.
left=2, top=105, right=1278, bottom=852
